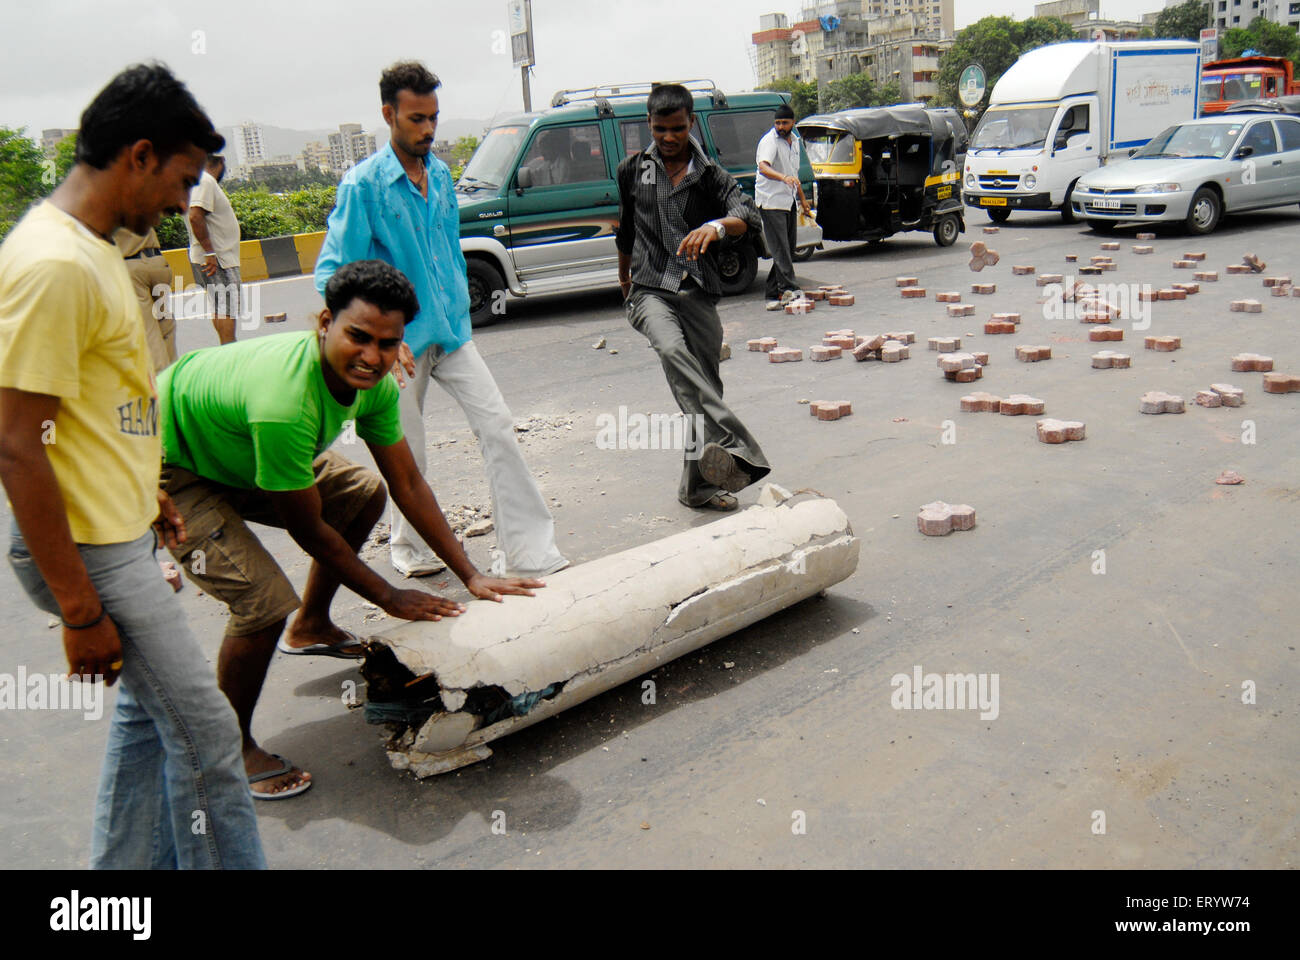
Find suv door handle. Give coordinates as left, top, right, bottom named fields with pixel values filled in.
left=1271, top=159, right=1283, bottom=165
left=493, top=224, right=507, bottom=237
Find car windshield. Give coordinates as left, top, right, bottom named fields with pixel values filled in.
left=970, top=106, right=1056, bottom=150
left=1201, top=78, right=1222, bottom=103
left=1133, top=123, right=1242, bottom=160
left=802, top=131, right=855, bottom=165
left=458, top=124, right=528, bottom=191
left=1223, top=74, right=1263, bottom=102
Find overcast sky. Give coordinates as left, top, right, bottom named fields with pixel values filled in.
left=1, top=0, right=1156, bottom=133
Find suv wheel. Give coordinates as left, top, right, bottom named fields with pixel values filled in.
left=467, top=258, right=507, bottom=328
left=718, top=242, right=758, bottom=296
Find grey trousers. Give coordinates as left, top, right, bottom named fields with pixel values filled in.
left=626, top=282, right=771, bottom=506
left=761, top=205, right=798, bottom=299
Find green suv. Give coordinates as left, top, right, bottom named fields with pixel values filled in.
left=455, top=80, right=820, bottom=326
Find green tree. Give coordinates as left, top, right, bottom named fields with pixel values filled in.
left=0, top=127, right=50, bottom=241
left=935, top=16, right=1079, bottom=113
left=1221, top=17, right=1300, bottom=62
left=156, top=214, right=188, bottom=250
left=822, top=73, right=878, bottom=112
left=1152, top=0, right=1210, bottom=41
left=54, top=134, right=77, bottom=184
left=759, top=77, right=820, bottom=120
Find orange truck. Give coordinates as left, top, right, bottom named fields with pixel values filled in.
left=1200, top=56, right=1299, bottom=114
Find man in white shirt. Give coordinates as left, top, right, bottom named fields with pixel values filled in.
left=755, top=105, right=812, bottom=303
left=185, top=153, right=242, bottom=344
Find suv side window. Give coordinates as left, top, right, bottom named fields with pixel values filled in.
left=619, top=118, right=702, bottom=157
left=707, top=110, right=778, bottom=170
left=520, top=124, right=607, bottom=186
left=1276, top=117, right=1300, bottom=151
left=1241, top=120, right=1279, bottom=156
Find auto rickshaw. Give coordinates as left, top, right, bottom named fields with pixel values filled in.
left=797, top=105, right=968, bottom=247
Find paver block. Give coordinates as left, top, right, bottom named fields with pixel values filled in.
left=982, top=226, right=1000, bottom=234
left=880, top=342, right=909, bottom=362
left=917, top=501, right=976, bottom=537
left=1262, top=276, right=1291, bottom=287
left=1216, top=470, right=1246, bottom=485
left=720, top=342, right=731, bottom=362
left=1225, top=264, right=1253, bottom=275
left=1194, top=271, right=1218, bottom=282
left=785, top=301, right=814, bottom=314
left=1037, top=273, right=1064, bottom=286
left=968, top=242, right=1000, bottom=271
left=1230, top=299, right=1263, bottom=313
left=1065, top=254, right=1079, bottom=262
left=1091, top=351, right=1131, bottom=369
left=999, top=394, right=1045, bottom=416
left=947, top=303, right=976, bottom=317
left=883, top=331, right=916, bottom=344
left=810, top=345, right=841, bottom=361
left=928, top=336, right=962, bottom=352
left=896, top=277, right=918, bottom=287
left=1089, top=326, right=1124, bottom=341
left=1138, top=289, right=1159, bottom=302
left=1270, top=284, right=1292, bottom=297
left=1263, top=373, right=1300, bottom=394
left=960, top=392, right=1001, bottom=413
left=971, top=283, right=996, bottom=295
left=991, top=312, right=1022, bottom=322
left=1194, top=390, right=1222, bottom=407
left=769, top=347, right=803, bottom=362
left=1210, top=383, right=1245, bottom=406
left=1144, top=336, right=1181, bottom=352
left=1182, top=252, right=1207, bottom=261
left=1133, top=245, right=1153, bottom=254
left=824, top=336, right=856, bottom=350
left=1036, top=418, right=1086, bottom=443
left=1231, top=353, right=1273, bottom=372
left=748, top=337, right=778, bottom=352
left=1015, top=344, right=1052, bottom=362
left=901, top=287, right=927, bottom=299
left=1172, top=260, right=1197, bottom=269
left=264, top=312, right=287, bottom=323
left=829, top=294, right=855, bottom=306
left=1139, top=391, right=1185, bottom=414
left=1011, top=265, right=1036, bottom=275
left=937, top=352, right=978, bottom=373
left=1099, top=242, right=1120, bottom=251
left=806, top=289, right=827, bottom=300
left=1136, top=232, right=1156, bottom=240
left=1171, top=282, right=1199, bottom=295
left=946, top=366, right=984, bottom=383
left=985, top=320, right=1017, bottom=334
left=1090, top=256, right=1113, bottom=265
left=852, top=335, right=886, bottom=360
left=1078, top=265, right=1104, bottom=276
left=1157, top=288, right=1186, bottom=301
left=936, top=291, right=962, bottom=303
left=971, top=352, right=990, bottom=366
left=1243, top=253, right=1265, bottom=273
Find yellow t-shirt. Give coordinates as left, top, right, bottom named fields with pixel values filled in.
left=0, top=202, right=161, bottom=544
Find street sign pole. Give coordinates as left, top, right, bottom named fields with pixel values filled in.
left=508, top=0, right=535, bottom=111
left=522, top=65, right=532, bottom=113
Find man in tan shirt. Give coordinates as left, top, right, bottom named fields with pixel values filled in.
left=113, top=226, right=176, bottom=371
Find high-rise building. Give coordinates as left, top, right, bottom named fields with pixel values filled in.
left=1208, top=0, right=1300, bottom=33
left=230, top=122, right=265, bottom=177
left=864, top=0, right=954, bottom=37
left=1033, top=0, right=1145, bottom=40
left=298, top=140, right=334, bottom=175
left=328, top=123, right=378, bottom=174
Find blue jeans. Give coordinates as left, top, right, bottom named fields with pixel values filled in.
left=7, top=526, right=265, bottom=869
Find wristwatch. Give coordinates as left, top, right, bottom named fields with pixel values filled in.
left=709, top=220, right=726, bottom=240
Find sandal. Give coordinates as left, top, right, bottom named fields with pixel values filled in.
left=699, top=493, right=739, bottom=511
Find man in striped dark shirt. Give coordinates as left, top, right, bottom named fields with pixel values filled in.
left=615, top=84, right=770, bottom=512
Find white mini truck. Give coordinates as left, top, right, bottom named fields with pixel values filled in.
left=963, top=40, right=1202, bottom=224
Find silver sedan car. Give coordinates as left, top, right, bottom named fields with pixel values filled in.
left=1070, top=114, right=1300, bottom=234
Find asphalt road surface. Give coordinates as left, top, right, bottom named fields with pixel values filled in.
left=2, top=209, right=1296, bottom=869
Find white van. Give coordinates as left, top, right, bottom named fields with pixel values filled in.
left=962, top=40, right=1201, bottom=224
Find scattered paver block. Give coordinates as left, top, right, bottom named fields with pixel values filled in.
left=991, top=312, right=1022, bottom=323
left=1182, top=251, right=1207, bottom=261
left=883, top=331, right=916, bottom=344
left=1171, top=282, right=1199, bottom=295
left=1194, top=271, right=1218, bottom=282
left=852, top=335, right=886, bottom=360
left=1172, top=259, right=1198, bottom=269
left=1090, top=255, right=1113, bottom=265
left=1216, top=470, right=1246, bottom=485
left=1231, top=353, right=1273, bottom=372
left=947, top=303, right=976, bottom=317
left=1294, top=286, right=1300, bottom=297
left=720, top=342, right=731, bottom=362
left=1210, top=383, right=1245, bottom=406
left=1063, top=282, right=1095, bottom=302
left=1157, top=288, right=1187, bottom=301
left=1089, top=326, right=1124, bottom=342
left=829, top=294, right=855, bottom=306
left=1195, top=390, right=1222, bottom=407
left=1091, top=351, right=1131, bottom=369
left=971, top=283, right=997, bottom=295
left=971, top=352, right=990, bottom=366
left=1015, top=344, right=1052, bottom=362
left=1036, top=273, right=1064, bottom=286
left=825, top=328, right=855, bottom=339
left=824, top=335, right=856, bottom=350
left=1262, top=276, right=1291, bottom=287
left=1079, top=302, right=1121, bottom=322
left=1139, top=391, right=1185, bottom=414
left=1230, top=299, right=1263, bottom=313
left=901, top=286, right=927, bottom=299
left=936, top=291, right=962, bottom=303
left=896, top=277, right=919, bottom=287
left=264, top=312, right=287, bottom=323
left=810, top=345, right=842, bottom=361
left=937, top=352, right=979, bottom=373
left=1065, top=254, right=1079, bottom=263
left=961, top=392, right=1002, bottom=412
left=968, top=241, right=1000, bottom=271
left=1036, top=418, right=1086, bottom=443
left=917, top=501, right=976, bottom=537
left=1144, top=336, right=1181, bottom=352
left=1011, top=265, right=1036, bottom=275
left=1099, top=262, right=1118, bottom=272
left=881, top=341, right=910, bottom=362
left=810, top=400, right=852, bottom=420
left=1078, top=265, right=1104, bottom=276
left=1270, top=284, right=1292, bottom=297
left=982, top=226, right=1000, bottom=234
left=1099, top=242, right=1120, bottom=251
left=1136, top=232, right=1156, bottom=240
left=946, top=366, right=984, bottom=383
left=1133, top=245, right=1154, bottom=254
left=985, top=320, right=1017, bottom=334
left=748, top=337, right=778, bottom=352
left=1243, top=253, right=1265, bottom=273
left=999, top=395, right=1045, bottom=416
left=1138, top=289, right=1159, bottom=302
left=1225, top=264, right=1253, bottom=275
left=806, top=289, right=827, bottom=301
left=928, top=336, right=962, bottom=351
left=1263, top=373, right=1300, bottom=394
left=785, top=300, right=814, bottom=314
left=769, top=347, right=803, bottom=363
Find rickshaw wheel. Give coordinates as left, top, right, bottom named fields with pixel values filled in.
left=933, top=214, right=960, bottom=247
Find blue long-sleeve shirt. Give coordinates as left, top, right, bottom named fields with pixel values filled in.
left=315, top=144, right=471, bottom=358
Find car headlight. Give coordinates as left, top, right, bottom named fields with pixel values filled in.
left=1023, top=174, right=1037, bottom=190
left=1134, top=183, right=1181, bottom=194
left=965, top=172, right=976, bottom=188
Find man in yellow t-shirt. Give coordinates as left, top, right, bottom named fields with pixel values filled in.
left=0, top=63, right=263, bottom=870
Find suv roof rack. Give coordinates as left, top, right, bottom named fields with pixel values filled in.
left=550, top=79, right=729, bottom=115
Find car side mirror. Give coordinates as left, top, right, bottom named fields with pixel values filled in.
left=1235, top=145, right=1254, bottom=159
left=516, top=166, right=533, bottom=192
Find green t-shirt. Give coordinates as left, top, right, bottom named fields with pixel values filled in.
left=159, top=330, right=403, bottom=491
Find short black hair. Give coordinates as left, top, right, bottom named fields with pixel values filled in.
left=380, top=61, right=441, bottom=107
left=75, top=63, right=223, bottom=169
left=775, top=104, right=795, bottom=121
left=647, top=83, right=694, bottom=119
left=325, top=260, right=420, bottom=324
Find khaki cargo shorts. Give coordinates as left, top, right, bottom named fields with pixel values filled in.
left=160, top=451, right=382, bottom=637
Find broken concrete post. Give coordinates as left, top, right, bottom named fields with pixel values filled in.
left=365, top=487, right=860, bottom=778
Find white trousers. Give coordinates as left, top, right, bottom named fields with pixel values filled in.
left=390, top=341, right=566, bottom=576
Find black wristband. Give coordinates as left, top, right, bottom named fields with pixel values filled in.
left=62, top=606, right=106, bottom=630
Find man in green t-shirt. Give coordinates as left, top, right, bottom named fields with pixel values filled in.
left=158, top=259, right=543, bottom=799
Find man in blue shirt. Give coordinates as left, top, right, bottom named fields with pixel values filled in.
left=316, top=62, right=566, bottom=579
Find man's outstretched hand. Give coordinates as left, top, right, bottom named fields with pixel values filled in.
left=466, top=573, right=544, bottom=603
left=392, top=342, right=417, bottom=388
left=383, top=587, right=466, bottom=622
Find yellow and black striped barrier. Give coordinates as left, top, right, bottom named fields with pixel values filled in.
left=163, top=231, right=326, bottom=285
